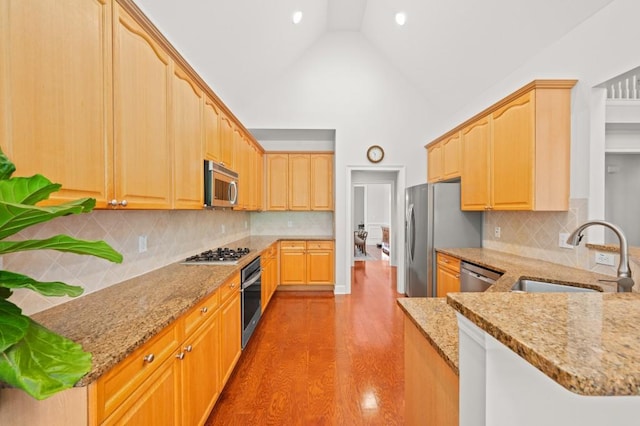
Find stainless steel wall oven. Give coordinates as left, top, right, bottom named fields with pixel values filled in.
left=241, top=256, right=262, bottom=348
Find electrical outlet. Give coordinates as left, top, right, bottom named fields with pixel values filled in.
left=558, top=232, right=574, bottom=249
left=138, top=235, right=147, bottom=253
left=221, top=224, right=226, bottom=234
left=494, top=227, right=501, bottom=238
left=595, top=252, right=615, bottom=266
left=287, top=220, right=293, bottom=228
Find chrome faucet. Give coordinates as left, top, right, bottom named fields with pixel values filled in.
left=566, top=220, right=634, bottom=292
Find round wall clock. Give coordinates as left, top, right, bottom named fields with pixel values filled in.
left=366, top=145, right=384, bottom=163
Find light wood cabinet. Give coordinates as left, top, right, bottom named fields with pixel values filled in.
left=0, top=0, right=113, bottom=207
left=306, top=241, right=335, bottom=285
left=436, top=252, right=461, bottom=297
left=261, top=243, right=279, bottom=310
left=404, top=316, right=458, bottom=426
left=172, top=65, right=203, bottom=209
left=218, top=114, right=235, bottom=170
left=427, top=144, right=443, bottom=183
left=280, top=240, right=335, bottom=286
left=113, top=3, right=172, bottom=209
left=219, top=273, right=242, bottom=386
left=204, top=97, right=222, bottom=163
left=461, top=116, right=492, bottom=210
left=442, top=133, right=462, bottom=180
left=266, top=153, right=334, bottom=211
left=266, top=154, right=289, bottom=210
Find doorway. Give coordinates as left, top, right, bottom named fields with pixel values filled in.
left=346, top=166, right=406, bottom=295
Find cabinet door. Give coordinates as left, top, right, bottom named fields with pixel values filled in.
left=266, top=154, right=289, bottom=210
left=0, top=0, right=112, bottom=206
left=492, top=92, right=534, bottom=210
left=307, top=242, right=335, bottom=285
left=436, top=265, right=460, bottom=297
left=280, top=242, right=307, bottom=285
left=219, top=114, right=234, bottom=169
left=204, top=97, right=222, bottom=163
left=442, top=133, right=462, bottom=179
left=180, top=316, right=220, bottom=426
left=427, top=143, right=443, bottom=183
left=220, top=293, right=241, bottom=387
left=113, top=4, right=172, bottom=209
left=310, top=154, right=334, bottom=211
left=172, top=65, right=203, bottom=209
left=461, top=117, right=491, bottom=211
left=233, top=132, right=248, bottom=210
left=288, top=154, right=311, bottom=210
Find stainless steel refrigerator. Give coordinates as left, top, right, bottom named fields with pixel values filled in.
left=405, top=182, right=483, bottom=297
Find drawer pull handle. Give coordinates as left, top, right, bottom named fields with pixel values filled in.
left=176, top=352, right=185, bottom=360
left=143, top=354, right=155, bottom=363
left=201, top=307, right=208, bottom=314
left=184, top=345, right=193, bottom=352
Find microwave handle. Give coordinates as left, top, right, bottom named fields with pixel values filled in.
left=229, top=181, right=238, bottom=205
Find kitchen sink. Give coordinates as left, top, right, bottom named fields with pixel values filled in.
left=511, top=279, right=600, bottom=293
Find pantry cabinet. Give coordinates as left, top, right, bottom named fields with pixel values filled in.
left=172, top=65, right=204, bottom=209
left=0, top=0, right=113, bottom=206
left=436, top=252, right=461, bottom=297
left=266, top=153, right=334, bottom=211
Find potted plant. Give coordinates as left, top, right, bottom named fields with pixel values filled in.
left=0, top=150, right=122, bottom=400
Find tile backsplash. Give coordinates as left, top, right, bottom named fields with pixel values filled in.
left=7, top=209, right=250, bottom=315
left=249, top=211, right=334, bottom=236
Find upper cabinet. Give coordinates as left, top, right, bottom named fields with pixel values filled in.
left=2, top=0, right=264, bottom=210
left=0, top=0, right=113, bottom=206
left=429, top=80, right=576, bottom=211
left=266, top=153, right=334, bottom=211
left=427, top=132, right=461, bottom=183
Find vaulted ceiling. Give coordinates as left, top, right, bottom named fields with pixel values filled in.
left=134, top=0, right=614, bottom=119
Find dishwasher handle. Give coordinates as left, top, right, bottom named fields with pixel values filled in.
left=461, top=268, right=497, bottom=284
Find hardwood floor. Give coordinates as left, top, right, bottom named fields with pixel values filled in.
left=206, top=260, right=405, bottom=425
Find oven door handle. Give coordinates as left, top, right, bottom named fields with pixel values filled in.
left=241, top=272, right=261, bottom=289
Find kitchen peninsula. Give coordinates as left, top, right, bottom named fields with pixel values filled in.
left=399, top=248, right=640, bottom=426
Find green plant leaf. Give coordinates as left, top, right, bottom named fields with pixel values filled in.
left=0, top=299, right=29, bottom=352
left=0, top=149, right=16, bottom=181
left=0, top=287, right=12, bottom=299
left=0, top=319, right=92, bottom=400
left=0, top=198, right=95, bottom=240
left=0, top=235, right=123, bottom=263
left=0, top=174, right=61, bottom=206
left=0, top=271, right=84, bottom=297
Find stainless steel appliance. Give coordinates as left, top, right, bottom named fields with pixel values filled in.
left=241, top=256, right=262, bottom=349
left=204, top=160, right=238, bottom=208
left=182, top=247, right=250, bottom=265
left=405, top=182, right=483, bottom=297
left=460, top=261, right=502, bottom=292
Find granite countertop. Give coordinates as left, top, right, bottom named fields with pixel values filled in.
left=396, top=298, right=459, bottom=374
left=447, top=291, right=640, bottom=396
left=31, top=235, right=333, bottom=386
left=397, top=248, right=620, bottom=378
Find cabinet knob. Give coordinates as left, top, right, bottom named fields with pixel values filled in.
left=108, top=199, right=128, bottom=207
left=201, top=306, right=208, bottom=314
left=120, top=199, right=128, bottom=207
left=455, top=274, right=460, bottom=279
left=176, top=352, right=185, bottom=360
left=184, top=345, right=193, bottom=352
left=230, top=283, right=236, bottom=289
left=143, top=354, right=155, bottom=363
left=443, top=259, right=449, bottom=263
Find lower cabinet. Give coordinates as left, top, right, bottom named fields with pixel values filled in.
left=261, top=243, right=278, bottom=310
left=91, top=272, right=240, bottom=426
left=436, top=252, right=461, bottom=297
left=280, top=240, right=335, bottom=286
left=404, top=316, right=458, bottom=426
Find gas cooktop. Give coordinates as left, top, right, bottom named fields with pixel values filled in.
left=182, top=247, right=251, bottom=265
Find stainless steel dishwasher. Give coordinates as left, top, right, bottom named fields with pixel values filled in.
left=460, top=261, right=502, bottom=292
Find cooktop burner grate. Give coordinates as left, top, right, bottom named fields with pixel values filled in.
left=182, top=247, right=250, bottom=265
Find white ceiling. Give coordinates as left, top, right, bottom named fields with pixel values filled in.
left=134, top=0, right=615, bottom=118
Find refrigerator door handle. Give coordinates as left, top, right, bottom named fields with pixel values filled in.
left=408, top=203, right=416, bottom=263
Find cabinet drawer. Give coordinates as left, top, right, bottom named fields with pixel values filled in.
left=280, top=241, right=306, bottom=250
left=184, top=290, right=219, bottom=336
left=93, top=322, right=181, bottom=422
left=437, top=253, right=461, bottom=272
left=219, top=272, right=240, bottom=304
left=306, top=240, right=334, bottom=250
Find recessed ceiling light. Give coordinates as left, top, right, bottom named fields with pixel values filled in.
left=292, top=10, right=303, bottom=24
left=395, top=12, right=406, bottom=26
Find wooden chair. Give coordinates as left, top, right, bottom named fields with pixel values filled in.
left=354, top=230, right=368, bottom=256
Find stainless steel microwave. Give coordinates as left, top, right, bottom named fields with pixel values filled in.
left=204, top=160, right=238, bottom=208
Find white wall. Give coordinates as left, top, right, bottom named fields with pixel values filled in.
left=240, top=32, right=439, bottom=291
